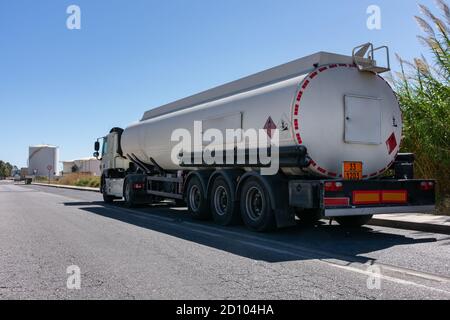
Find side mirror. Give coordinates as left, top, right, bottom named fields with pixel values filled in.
left=93, top=151, right=100, bottom=158
left=94, top=141, right=100, bottom=152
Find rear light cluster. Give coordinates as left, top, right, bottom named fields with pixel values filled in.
left=420, top=181, right=434, bottom=191
left=324, top=181, right=343, bottom=192
left=324, top=198, right=349, bottom=206
left=133, top=183, right=145, bottom=190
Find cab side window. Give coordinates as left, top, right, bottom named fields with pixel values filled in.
left=101, top=138, right=108, bottom=156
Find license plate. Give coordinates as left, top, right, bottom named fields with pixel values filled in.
left=343, top=162, right=363, bottom=180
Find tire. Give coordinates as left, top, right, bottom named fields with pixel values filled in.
left=123, top=179, right=138, bottom=208
left=335, top=215, right=373, bottom=227
left=210, top=177, right=240, bottom=226
left=239, top=178, right=276, bottom=232
left=295, top=209, right=322, bottom=225
left=102, top=180, right=115, bottom=203
left=186, top=177, right=210, bottom=220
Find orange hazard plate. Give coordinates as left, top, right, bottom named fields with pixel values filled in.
left=343, top=162, right=363, bottom=180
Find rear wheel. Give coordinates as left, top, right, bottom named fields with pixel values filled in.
left=210, top=177, right=240, bottom=226
left=335, top=215, right=373, bottom=227
left=240, top=178, right=276, bottom=232
left=186, top=177, right=210, bottom=220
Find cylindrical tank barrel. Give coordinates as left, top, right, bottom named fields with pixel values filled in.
left=122, top=63, right=402, bottom=179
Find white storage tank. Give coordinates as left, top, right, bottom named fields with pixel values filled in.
left=76, top=158, right=101, bottom=176
left=28, top=145, right=59, bottom=178
left=62, top=158, right=101, bottom=176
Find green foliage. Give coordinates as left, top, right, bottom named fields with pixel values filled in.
left=0, top=160, right=14, bottom=178
left=393, top=0, right=450, bottom=206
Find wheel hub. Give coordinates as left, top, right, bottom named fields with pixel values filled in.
left=213, top=186, right=228, bottom=216
left=245, top=186, right=264, bottom=221
left=189, top=185, right=201, bottom=212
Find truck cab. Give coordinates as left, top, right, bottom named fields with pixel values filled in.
left=95, top=128, right=131, bottom=201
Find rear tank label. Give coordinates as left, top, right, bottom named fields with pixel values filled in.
left=386, top=132, right=398, bottom=155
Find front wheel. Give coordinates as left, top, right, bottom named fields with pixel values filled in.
left=335, top=215, right=373, bottom=227
left=102, top=181, right=115, bottom=203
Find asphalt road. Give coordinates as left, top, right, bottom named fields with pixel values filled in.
left=1, top=180, right=449, bottom=300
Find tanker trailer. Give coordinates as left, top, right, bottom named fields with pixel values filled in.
left=93, top=43, right=435, bottom=232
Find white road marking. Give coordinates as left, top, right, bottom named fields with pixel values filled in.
left=237, top=240, right=450, bottom=295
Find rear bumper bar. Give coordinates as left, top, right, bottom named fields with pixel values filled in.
left=324, top=205, right=435, bottom=217
left=289, top=179, right=436, bottom=217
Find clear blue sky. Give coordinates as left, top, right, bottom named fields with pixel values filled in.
left=0, top=0, right=439, bottom=169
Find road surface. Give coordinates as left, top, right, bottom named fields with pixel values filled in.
left=0, top=180, right=449, bottom=299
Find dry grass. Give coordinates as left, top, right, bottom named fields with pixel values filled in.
left=38, top=173, right=101, bottom=188
left=59, top=173, right=100, bottom=188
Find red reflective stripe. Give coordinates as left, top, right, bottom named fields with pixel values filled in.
left=317, top=167, right=326, bottom=174
left=294, top=119, right=299, bottom=130
left=310, top=71, right=318, bottom=79
left=302, top=80, right=310, bottom=89
left=319, top=67, right=327, bottom=72
left=330, top=64, right=338, bottom=68
left=294, top=104, right=299, bottom=116
left=296, top=91, right=303, bottom=101
left=296, top=133, right=302, bottom=144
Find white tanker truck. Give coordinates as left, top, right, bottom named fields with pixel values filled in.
left=94, top=43, right=435, bottom=231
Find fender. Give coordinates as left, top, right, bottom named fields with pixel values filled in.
left=236, top=172, right=296, bottom=229
left=123, top=174, right=148, bottom=201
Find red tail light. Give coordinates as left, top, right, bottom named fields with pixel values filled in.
left=324, top=197, right=350, bottom=207
left=420, top=181, right=434, bottom=191
left=325, top=181, right=343, bottom=192
left=133, top=183, right=145, bottom=190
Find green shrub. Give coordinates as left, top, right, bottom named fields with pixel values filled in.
left=393, top=0, right=450, bottom=211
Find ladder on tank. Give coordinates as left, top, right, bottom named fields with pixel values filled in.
left=352, top=43, right=390, bottom=74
